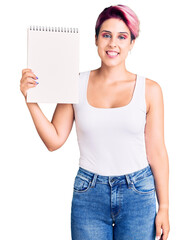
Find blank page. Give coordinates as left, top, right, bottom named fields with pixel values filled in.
left=27, top=26, right=79, bottom=103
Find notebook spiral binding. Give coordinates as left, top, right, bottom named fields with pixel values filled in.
left=29, top=25, right=79, bottom=33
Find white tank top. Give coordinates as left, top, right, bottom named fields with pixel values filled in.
left=73, top=70, right=149, bottom=176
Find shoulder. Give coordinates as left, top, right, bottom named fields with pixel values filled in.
left=145, top=77, right=164, bottom=114
left=145, top=77, right=163, bottom=97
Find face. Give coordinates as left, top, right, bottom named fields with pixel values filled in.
left=95, top=18, right=135, bottom=67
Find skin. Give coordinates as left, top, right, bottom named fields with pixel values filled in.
left=20, top=17, right=170, bottom=240
left=92, top=18, right=170, bottom=240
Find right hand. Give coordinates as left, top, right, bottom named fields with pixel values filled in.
left=20, top=68, right=39, bottom=100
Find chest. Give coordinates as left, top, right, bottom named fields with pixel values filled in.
left=87, top=78, right=136, bottom=109
left=73, top=72, right=147, bottom=136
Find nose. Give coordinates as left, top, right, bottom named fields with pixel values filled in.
left=108, top=37, right=117, bottom=48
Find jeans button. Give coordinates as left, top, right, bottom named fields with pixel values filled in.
left=111, top=178, right=115, bottom=182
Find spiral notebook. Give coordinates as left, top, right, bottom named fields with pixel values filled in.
left=27, top=25, right=79, bottom=103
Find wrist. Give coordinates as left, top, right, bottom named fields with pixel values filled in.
left=159, top=204, right=169, bottom=210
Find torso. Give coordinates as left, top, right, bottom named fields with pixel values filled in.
left=87, top=69, right=151, bottom=113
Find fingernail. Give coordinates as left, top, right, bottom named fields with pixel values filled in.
left=35, top=81, right=39, bottom=84
left=156, top=236, right=160, bottom=240
left=36, top=76, right=38, bottom=79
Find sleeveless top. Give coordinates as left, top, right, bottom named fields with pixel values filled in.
left=73, top=70, right=149, bottom=176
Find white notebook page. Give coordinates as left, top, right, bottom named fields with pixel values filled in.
left=27, top=26, right=79, bottom=103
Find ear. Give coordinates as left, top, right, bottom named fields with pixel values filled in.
left=95, top=34, right=98, bottom=46
left=130, top=39, right=135, bottom=51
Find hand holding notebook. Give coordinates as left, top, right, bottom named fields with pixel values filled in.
left=26, top=26, right=79, bottom=103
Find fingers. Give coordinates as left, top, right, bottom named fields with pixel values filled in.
left=20, top=68, right=39, bottom=98
left=156, top=221, right=170, bottom=240
left=22, top=69, right=38, bottom=81
left=160, top=225, right=170, bottom=240
left=21, top=69, right=39, bottom=86
left=156, top=222, right=162, bottom=240
left=22, top=68, right=32, bottom=75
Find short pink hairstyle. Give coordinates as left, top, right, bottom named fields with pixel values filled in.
left=95, top=4, right=140, bottom=42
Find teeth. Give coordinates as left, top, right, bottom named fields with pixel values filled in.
left=107, top=51, right=118, bottom=56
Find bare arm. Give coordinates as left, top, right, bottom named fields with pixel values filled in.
left=50, top=103, right=75, bottom=151
left=145, top=78, right=170, bottom=239
left=20, top=69, right=75, bottom=151
left=145, top=78, right=169, bottom=209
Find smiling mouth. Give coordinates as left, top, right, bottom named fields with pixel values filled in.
left=106, top=51, right=119, bottom=56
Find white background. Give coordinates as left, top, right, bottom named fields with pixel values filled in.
left=0, top=0, right=189, bottom=239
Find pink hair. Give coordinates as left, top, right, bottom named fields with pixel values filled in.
left=95, top=4, right=140, bottom=42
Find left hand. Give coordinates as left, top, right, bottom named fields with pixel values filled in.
left=155, top=208, right=170, bottom=240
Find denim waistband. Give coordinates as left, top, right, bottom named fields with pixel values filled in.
left=76, top=165, right=153, bottom=188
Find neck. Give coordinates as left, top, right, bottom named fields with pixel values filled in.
left=96, top=63, right=130, bottom=83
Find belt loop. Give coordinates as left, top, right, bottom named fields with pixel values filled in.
left=125, top=174, right=133, bottom=188
left=91, top=174, right=98, bottom=188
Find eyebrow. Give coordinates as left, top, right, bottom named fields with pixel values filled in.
left=101, top=30, right=129, bottom=35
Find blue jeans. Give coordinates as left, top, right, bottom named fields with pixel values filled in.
left=71, top=164, right=157, bottom=240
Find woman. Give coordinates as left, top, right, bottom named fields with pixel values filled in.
left=20, top=4, right=170, bottom=240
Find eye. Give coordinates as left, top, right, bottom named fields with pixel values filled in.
left=119, top=35, right=127, bottom=40
left=102, top=33, right=111, bottom=38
